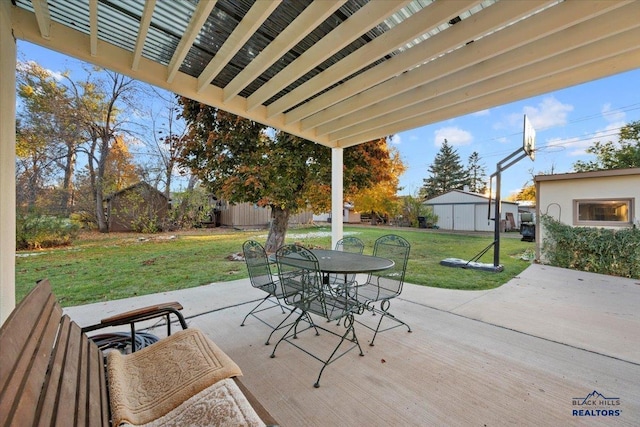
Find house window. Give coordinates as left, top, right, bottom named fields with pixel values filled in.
left=574, top=199, right=633, bottom=226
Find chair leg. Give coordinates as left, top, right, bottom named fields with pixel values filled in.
left=369, top=299, right=411, bottom=347
left=270, top=312, right=306, bottom=358
left=314, top=313, right=363, bottom=388
left=265, top=307, right=296, bottom=345
left=240, top=294, right=272, bottom=326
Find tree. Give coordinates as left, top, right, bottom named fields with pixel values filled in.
left=16, top=61, right=83, bottom=214
left=420, top=139, right=468, bottom=199
left=509, top=183, right=535, bottom=201
left=350, top=146, right=405, bottom=220
left=176, top=99, right=401, bottom=252
left=140, top=90, right=189, bottom=200
left=71, top=71, right=139, bottom=232
left=573, top=120, right=640, bottom=172
left=102, top=135, right=140, bottom=193
left=466, top=151, right=487, bottom=194
left=398, top=194, right=438, bottom=228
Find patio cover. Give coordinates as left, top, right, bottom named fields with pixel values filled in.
left=2, top=0, right=640, bottom=322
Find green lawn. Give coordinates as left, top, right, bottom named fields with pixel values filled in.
left=15, top=226, right=534, bottom=307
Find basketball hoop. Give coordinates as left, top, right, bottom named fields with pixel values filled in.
left=523, top=114, right=536, bottom=161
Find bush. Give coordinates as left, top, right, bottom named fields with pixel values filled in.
left=168, top=187, right=212, bottom=229
left=398, top=196, right=439, bottom=228
left=16, top=214, right=79, bottom=250
left=541, top=215, right=640, bottom=278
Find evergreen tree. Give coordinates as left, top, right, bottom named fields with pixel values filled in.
left=420, top=139, right=469, bottom=199
left=466, top=151, right=487, bottom=194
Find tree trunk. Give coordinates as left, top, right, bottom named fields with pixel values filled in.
left=265, top=206, right=289, bottom=253
left=95, top=177, right=108, bottom=233
left=61, top=148, right=75, bottom=215
left=95, top=134, right=110, bottom=233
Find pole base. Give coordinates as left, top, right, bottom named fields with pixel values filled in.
left=440, top=258, right=504, bottom=273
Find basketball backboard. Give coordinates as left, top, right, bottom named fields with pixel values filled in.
left=523, top=115, right=536, bottom=161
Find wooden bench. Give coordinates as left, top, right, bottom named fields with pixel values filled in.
left=0, top=279, right=277, bottom=426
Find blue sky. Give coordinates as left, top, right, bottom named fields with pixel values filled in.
left=393, top=68, right=640, bottom=197
left=18, top=41, right=640, bottom=197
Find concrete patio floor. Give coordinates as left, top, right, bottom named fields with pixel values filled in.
left=66, top=264, right=640, bottom=426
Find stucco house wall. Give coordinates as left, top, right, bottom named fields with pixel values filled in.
left=535, top=167, right=640, bottom=260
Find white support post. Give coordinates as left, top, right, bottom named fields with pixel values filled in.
left=0, top=1, right=17, bottom=324
left=331, top=147, right=344, bottom=249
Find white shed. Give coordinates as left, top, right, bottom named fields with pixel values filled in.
left=424, top=190, right=520, bottom=232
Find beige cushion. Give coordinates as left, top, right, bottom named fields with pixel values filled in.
left=108, top=329, right=242, bottom=425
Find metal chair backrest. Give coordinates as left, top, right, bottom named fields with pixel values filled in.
left=275, top=244, right=322, bottom=307
left=243, top=240, right=277, bottom=294
left=330, top=236, right=365, bottom=286
left=335, top=236, right=364, bottom=254
left=370, top=234, right=410, bottom=298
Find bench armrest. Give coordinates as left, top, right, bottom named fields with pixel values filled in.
left=82, top=302, right=188, bottom=352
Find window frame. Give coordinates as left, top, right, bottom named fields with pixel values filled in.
left=573, top=198, right=634, bottom=227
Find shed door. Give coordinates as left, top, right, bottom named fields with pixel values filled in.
left=433, top=205, right=452, bottom=230
left=453, top=204, right=474, bottom=230
left=475, top=205, right=494, bottom=232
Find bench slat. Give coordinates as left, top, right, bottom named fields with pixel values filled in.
left=2, top=280, right=277, bottom=427
left=76, top=330, right=107, bottom=427
left=88, top=340, right=110, bottom=426
left=76, top=327, right=89, bottom=426
left=55, top=320, right=83, bottom=426
left=37, top=315, right=72, bottom=427
left=0, top=292, right=61, bottom=427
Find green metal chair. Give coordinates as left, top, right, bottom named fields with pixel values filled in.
left=328, top=236, right=365, bottom=288
left=270, top=244, right=364, bottom=388
left=241, top=240, right=287, bottom=329
left=241, top=240, right=317, bottom=345
left=350, top=234, right=412, bottom=346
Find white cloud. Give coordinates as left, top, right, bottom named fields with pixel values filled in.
left=47, top=69, right=65, bottom=81
left=522, top=97, right=574, bottom=129
left=17, top=60, right=64, bottom=81
left=472, top=109, right=490, bottom=116
left=389, top=134, right=402, bottom=145
left=601, top=103, right=626, bottom=123
left=545, top=122, right=624, bottom=157
left=433, top=126, right=473, bottom=147
left=500, top=97, right=574, bottom=131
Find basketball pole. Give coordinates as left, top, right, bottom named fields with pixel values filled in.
left=441, top=116, right=534, bottom=273
left=488, top=115, right=535, bottom=269
left=490, top=149, right=530, bottom=267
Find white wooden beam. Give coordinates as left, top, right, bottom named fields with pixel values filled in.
left=0, top=0, right=17, bottom=324
left=131, top=0, right=156, bottom=71
left=331, top=148, right=344, bottom=249
left=31, top=0, right=51, bottom=40
left=266, top=0, right=482, bottom=119
left=196, top=1, right=281, bottom=93
left=223, top=0, right=346, bottom=103
left=89, top=0, right=98, bottom=56
left=167, top=0, right=217, bottom=84
left=336, top=40, right=640, bottom=147
left=287, top=0, right=553, bottom=127
left=320, top=0, right=639, bottom=139
left=10, top=5, right=335, bottom=148
left=246, top=0, right=410, bottom=111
